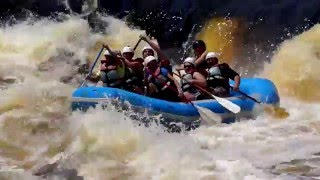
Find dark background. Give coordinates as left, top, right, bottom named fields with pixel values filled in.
left=1, top=0, right=320, bottom=45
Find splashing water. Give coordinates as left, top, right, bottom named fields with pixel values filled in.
left=196, top=17, right=246, bottom=64
left=0, top=13, right=320, bottom=180
left=262, top=24, right=320, bottom=102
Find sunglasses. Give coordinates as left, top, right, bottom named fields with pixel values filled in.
left=184, top=65, right=193, bottom=68
left=144, top=50, right=154, bottom=53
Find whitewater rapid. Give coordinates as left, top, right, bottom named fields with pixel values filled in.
left=0, top=14, right=319, bottom=180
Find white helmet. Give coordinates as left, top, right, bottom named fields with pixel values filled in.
left=142, top=46, right=154, bottom=52
left=103, top=50, right=112, bottom=56
left=144, top=55, right=157, bottom=65
left=183, top=57, right=195, bottom=66
left=122, top=46, right=134, bottom=53
left=206, top=52, right=219, bottom=59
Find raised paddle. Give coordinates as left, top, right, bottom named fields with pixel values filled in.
left=133, top=38, right=142, bottom=51
left=172, top=72, right=241, bottom=114
left=80, top=46, right=104, bottom=87
left=233, top=87, right=289, bottom=119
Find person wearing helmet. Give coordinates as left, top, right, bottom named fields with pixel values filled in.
left=205, top=52, right=240, bottom=97
left=180, top=57, right=207, bottom=101
left=142, top=45, right=155, bottom=59
left=120, top=45, right=144, bottom=94
left=139, top=35, right=173, bottom=74
left=144, top=55, right=183, bottom=102
left=122, top=45, right=144, bottom=72
left=192, top=40, right=209, bottom=77
left=96, top=45, right=126, bottom=88
left=175, top=40, right=208, bottom=77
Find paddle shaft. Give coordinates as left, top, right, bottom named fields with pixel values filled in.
left=145, top=69, right=204, bottom=104
left=147, top=71, right=221, bottom=120
left=172, top=72, right=212, bottom=98
left=143, top=72, right=221, bottom=124
left=133, top=39, right=142, bottom=51
left=229, top=85, right=262, bottom=104
left=80, top=47, right=104, bottom=87
left=88, top=47, right=104, bottom=75
left=173, top=71, right=241, bottom=114
left=238, top=90, right=262, bottom=104
left=81, top=38, right=141, bottom=87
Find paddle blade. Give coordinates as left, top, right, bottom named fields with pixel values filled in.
left=263, top=105, right=289, bottom=119
left=212, top=95, right=241, bottom=114
left=194, top=105, right=222, bottom=125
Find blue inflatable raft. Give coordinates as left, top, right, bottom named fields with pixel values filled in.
left=71, top=78, right=280, bottom=125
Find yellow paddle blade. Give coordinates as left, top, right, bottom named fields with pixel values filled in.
left=263, top=105, right=290, bottom=119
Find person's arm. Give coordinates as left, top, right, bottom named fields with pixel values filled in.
left=188, top=72, right=207, bottom=88
left=124, top=58, right=142, bottom=69
left=96, top=71, right=105, bottom=87
left=139, top=35, right=169, bottom=62
left=221, top=63, right=241, bottom=91
left=160, top=67, right=182, bottom=95
left=100, top=62, right=107, bottom=71
left=96, top=80, right=103, bottom=87
left=233, top=75, right=240, bottom=91
left=143, top=68, right=150, bottom=95
left=194, top=51, right=207, bottom=67
left=107, top=65, right=117, bottom=70
left=167, top=73, right=183, bottom=95
left=103, top=43, right=116, bottom=57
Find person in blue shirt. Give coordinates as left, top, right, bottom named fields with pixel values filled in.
left=144, top=55, right=183, bottom=102
left=139, top=35, right=173, bottom=74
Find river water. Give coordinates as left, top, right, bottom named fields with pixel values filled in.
left=0, top=13, right=320, bottom=180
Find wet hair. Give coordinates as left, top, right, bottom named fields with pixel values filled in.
left=192, top=40, right=206, bottom=49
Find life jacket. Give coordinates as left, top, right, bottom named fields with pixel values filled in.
left=207, top=64, right=230, bottom=90
left=102, top=60, right=126, bottom=87
left=180, top=72, right=204, bottom=100
left=181, top=73, right=194, bottom=92
left=159, top=59, right=173, bottom=75
left=147, top=68, right=173, bottom=91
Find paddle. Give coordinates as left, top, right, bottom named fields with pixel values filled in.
left=174, top=70, right=220, bottom=124
left=80, top=46, right=104, bottom=87
left=234, top=87, right=289, bottom=119
left=145, top=70, right=222, bottom=124
left=189, top=101, right=222, bottom=125
left=236, top=89, right=262, bottom=104
left=172, top=72, right=241, bottom=114
left=133, top=38, right=142, bottom=51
